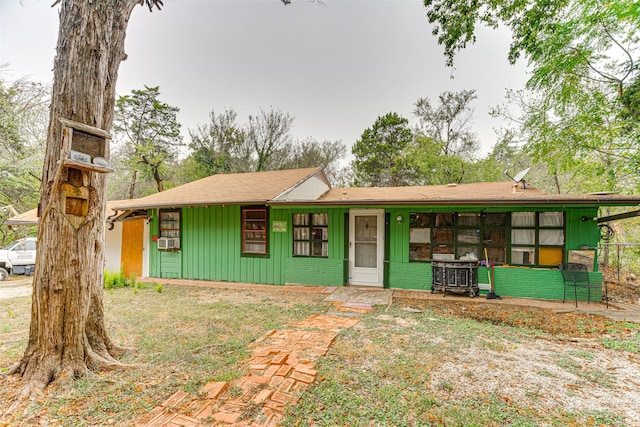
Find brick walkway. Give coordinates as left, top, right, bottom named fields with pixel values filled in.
left=134, top=314, right=362, bottom=427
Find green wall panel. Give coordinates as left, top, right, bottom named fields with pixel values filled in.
left=147, top=204, right=606, bottom=300
left=159, top=251, right=181, bottom=278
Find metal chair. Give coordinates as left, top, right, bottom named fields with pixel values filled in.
left=559, top=263, right=604, bottom=308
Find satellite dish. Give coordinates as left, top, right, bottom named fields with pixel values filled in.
left=513, top=167, right=531, bottom=184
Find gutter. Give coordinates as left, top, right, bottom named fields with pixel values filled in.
left=111, top=200, right=269, bottom=211
left=266, top=199, right=640, bottom=207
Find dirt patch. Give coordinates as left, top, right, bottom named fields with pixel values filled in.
left=388, top=296, right=640, bottom=425
left=193, top=286, right=326, bottom=307
left=396, top=298, right=622, bottom=337
left=602, top=264, right=640, bottom=304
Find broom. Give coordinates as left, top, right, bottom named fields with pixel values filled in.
left=484, top=248, right=499, bottom=299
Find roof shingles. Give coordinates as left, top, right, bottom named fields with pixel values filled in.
left=112, top=168, right=323, bottom=210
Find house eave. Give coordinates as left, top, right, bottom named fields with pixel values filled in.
left=110, top=200, right=270, bottom=221
left=267, top=198, right=640, bottom=208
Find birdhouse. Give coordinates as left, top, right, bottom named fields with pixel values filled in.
left=60, top=118, right=113, bottom=173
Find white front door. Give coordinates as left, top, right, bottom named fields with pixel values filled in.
left=349, top=209, right=384, bottom=287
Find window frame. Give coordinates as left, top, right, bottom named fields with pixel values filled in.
left=159, top=210, right=181, bottom=239
left=292, top=213, right=329, bottom=258
left=483, top=213, right=508, bottom=264
left=408, top=210, right=565, bottom=267
left=241, top=206, right=269, bottom=255
left=510, top=211, right=564, bottom=267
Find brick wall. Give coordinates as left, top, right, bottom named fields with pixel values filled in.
left=493, top=267, right=603, bottom=301
left=285, top=258, right=344, bottom=286
left=388, top=262, right=603, bottom=302
left=388, top=262, right=432, bottom=290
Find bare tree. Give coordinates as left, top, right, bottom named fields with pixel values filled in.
left=414, top=89, right=479, bottom=157
left=247, top=108, right=294, bottom=171
left=283, top=137, right=347, bottom=185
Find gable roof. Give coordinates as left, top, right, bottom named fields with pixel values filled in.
left=269, top=181, right=640, bottom=207
left=111, top=167, right=328, bottom=211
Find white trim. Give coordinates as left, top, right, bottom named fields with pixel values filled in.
left=271, top=169, right=330, bottom=201
left=348, top=209, right=385, bottom=287
left=142, top=220, right=149, bottom=278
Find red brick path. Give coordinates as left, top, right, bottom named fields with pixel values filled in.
left=134, top=314, right=362, bottom=427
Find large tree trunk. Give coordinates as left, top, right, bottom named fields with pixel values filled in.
left=9, top=1, right=140, bottom=395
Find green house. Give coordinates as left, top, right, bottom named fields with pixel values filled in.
left=111, top=167, right=640, bottom=301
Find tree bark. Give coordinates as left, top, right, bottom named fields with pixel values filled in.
left=129, top=169, right=138, bottom=199
left=9, top=0, right=140, bottom=395
left=153, top=167, right=164, bottom=192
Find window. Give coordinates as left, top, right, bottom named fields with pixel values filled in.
left=433, top=213, right=455, bottom=260
left=242, top=207, right=268, bottom=254
left=408, top=211, right=564, bottom=266
left=483, top=213, right=507, bottom=264
left=409, top=213, right=432, bottom=261
left=511, top=211, right=564, bottom=266
left=511, top=212, right=536, bottom=265
left=410, top=212, right=478, bottom=262
left=455, top=213, right=480, bottom=260
left=293, top=213, right=328, bottom=257
left=159, top=211, right=180, bottom=238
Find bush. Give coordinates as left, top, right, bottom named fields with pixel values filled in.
left=104, top=269, right=130, bottom=290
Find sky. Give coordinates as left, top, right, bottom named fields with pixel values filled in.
left=0, top=0, right=529, bottom=159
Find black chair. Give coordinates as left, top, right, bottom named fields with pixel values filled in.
left=559, top=263, right=605, bottom=308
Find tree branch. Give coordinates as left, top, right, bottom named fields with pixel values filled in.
left=601, top=23, right=634, bottom=85
left=142, top=0, right=163, bottom=12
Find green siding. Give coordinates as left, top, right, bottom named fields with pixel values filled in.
left=159, top=252, right=181, bottom=278
left=282, top=207, right=347, bottom=286
left=149, top=209, right=181, bottom=278
left=146, top=204, right=606, bottom=301
left=148, top=206, right=349, bottom=286
left=565, top=208, right=600, bottom=268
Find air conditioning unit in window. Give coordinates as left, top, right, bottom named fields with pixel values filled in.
left=158, top=237, right=180, bottom=250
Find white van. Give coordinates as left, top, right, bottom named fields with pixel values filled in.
left=0, top=237, right=37, bottom=281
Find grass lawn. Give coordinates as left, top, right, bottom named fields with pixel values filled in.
left=1, top=283, right=640, bottom=426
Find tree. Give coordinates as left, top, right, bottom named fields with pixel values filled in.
left=7, top=0, right=164, bottom=397
left=422, top=0, right=640, bottom=192
left=0, top=70, right=49, bottom=244
left=414, top=90, right=479, bottom=157
left=282, top=137, right=347, bottom=185
left=351, top=112, right=416, bottom=187
left=113, top=85, right=182, bottom=196
left=423, top=0, right=638, bottom=85
left=247, top=108, right=294, bottom=172
left=412, top=90, right=480, bottom=184
left=188, top=108, right=253, bottom=176
left=186, top=107, right=347, bottom=182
